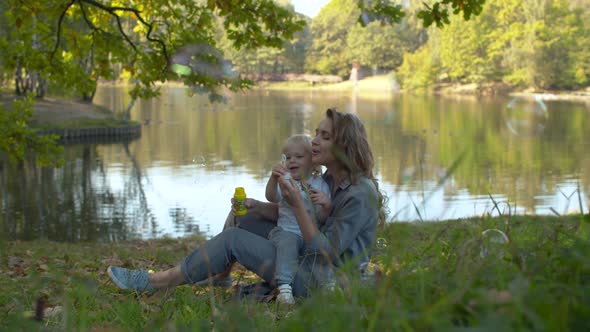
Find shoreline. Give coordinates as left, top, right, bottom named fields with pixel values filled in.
left=99, top=77, right=590, bottom=103
left=2, top=76, right=589, bottom=136
left=1, top=94, right=142, bottom=143
left=2, top=213, right=584, bottom=243
left=256, top=76, right=590, bottom=103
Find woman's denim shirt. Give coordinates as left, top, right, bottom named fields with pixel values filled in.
left=305, top=173, right=379, bottom=270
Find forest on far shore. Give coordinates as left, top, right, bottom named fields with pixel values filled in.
left=227, top=0, right=590, bottom=92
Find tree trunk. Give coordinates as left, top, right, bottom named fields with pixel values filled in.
left=81, top=81, right=97, bottom=103
left=15, top=61, right=47, bottom=98
left=15, top=61, right=24, bottom=95
left=81, top=48, right=97, bottom=102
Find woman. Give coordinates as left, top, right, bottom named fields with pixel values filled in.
left=107, top=108, right=385, bottom=297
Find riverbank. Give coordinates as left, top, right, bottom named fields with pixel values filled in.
left=1, top=94, right=141, bottom=142
left=1, top=214, right=587, bottom=330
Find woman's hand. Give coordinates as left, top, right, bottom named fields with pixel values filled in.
left=277, top=176, right=304, bottom=209
left=231, top=198, right=259, bottom=215
left=309, top=189, right=331, bottom=208
left=230, top=197, right=279, bottom=221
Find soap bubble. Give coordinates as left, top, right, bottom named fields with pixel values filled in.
left=360, top=12, right=371, bottom=25
left=376, top=238, right=388, bottom=249
left=384, top=109, right=395, bottom=125
left=171, top=63, right=192, bottom=76
left=480, top=229, right=509, bottom=259
left=388, top=74, right=400, bottom=92
left=401, top=167, right=415, bottom=183
left=170, top=44, right=237, bottom=80
left=504, top=97, right=548, bottom=136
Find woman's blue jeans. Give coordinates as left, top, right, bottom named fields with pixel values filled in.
left=179, top=213, right=321, bottom=297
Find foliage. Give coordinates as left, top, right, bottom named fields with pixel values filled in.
left=219, top=9, right=312, bottom=76
left=355, top=0, right=488, bottom=28
left=1, top=216, right=589, bottom=330
left=0, top=97, right=63, bottom=166
left=306, top=0, right=426, bottom=77
left=346, top=22, right=404, bottom=73
left=0, top=0, right=492, bottom=100
left=398, top=0, right=590, bottom=91
left=0, top=0, right=306, bottom=103
left=416, top=0, right=486, bottom=27
left=305, top=0, right=361, bottom=76
left=396, top=43, right=440, bottom=90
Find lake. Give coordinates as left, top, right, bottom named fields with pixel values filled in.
left=1, top=85, right=589, bottom=242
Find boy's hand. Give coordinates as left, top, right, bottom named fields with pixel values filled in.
left=278, top=176, right=304, bottom=208
left=271, top=162, right=286, bottom=179
left=309, top=189, right=331, bottom=208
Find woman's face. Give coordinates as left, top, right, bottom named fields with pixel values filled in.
left=311, top=117, right=336, bottom=167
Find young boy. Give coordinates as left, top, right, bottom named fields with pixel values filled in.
left=265, top=135, right=332, bottom=304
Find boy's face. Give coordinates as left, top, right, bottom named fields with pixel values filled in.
left=283, top=143, right=313, bottom=181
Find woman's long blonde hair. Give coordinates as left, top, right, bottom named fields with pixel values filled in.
left=326, top=108, right=387, bottom=225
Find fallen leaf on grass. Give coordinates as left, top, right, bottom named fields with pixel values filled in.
left=8, top=256, right=24, bottom=267
left=8, top=265, right=27, bottom=277
left=44, top=306, right=63, bottom=318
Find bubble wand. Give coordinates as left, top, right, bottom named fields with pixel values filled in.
left=281, top=154, right=290, bottom=182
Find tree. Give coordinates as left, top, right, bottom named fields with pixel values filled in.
left=356, top=0, right=487, bottom=28
left=219, top=9, right=311, bottom=76
left=398, top=0, right=590, bottom=90
left=305, top=0, right=360, bottom=76
left=346, top=19, right=423, bottom=75
left=0, top=97, right=63, bottom=166
left=0, top=0, right=306, bottom=103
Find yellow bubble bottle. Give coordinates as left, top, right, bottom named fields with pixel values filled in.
left=233, top=187, right=247, bottom=216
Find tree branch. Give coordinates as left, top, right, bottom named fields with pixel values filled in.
left=50, top=0, right=76, bottom=60
left=79, top=1, right=112, bottom=38
left=79, top=0, right=168, bottom=64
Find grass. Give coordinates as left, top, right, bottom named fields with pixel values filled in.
left=1, top=214, right=589, bottom=331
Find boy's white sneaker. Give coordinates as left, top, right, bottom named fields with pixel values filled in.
left=277, top=284, right=295, bottom=305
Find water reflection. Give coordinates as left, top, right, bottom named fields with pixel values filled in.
left=1, top=86, right=589, bottom=242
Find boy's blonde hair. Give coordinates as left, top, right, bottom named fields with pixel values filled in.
left=282, top=134, right=312, bottom=154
